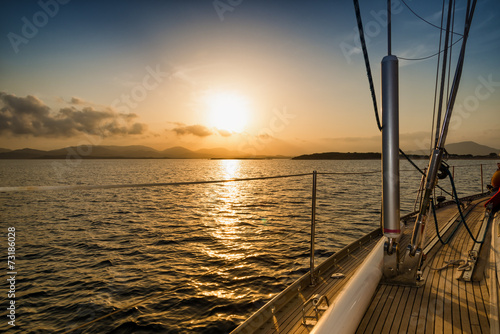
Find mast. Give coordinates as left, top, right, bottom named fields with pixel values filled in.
left=381, top=0, right=400, bottom=279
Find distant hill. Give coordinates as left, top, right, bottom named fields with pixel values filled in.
left=293, top=152, right=381, bottom=160
left=0, top=145, right=254, bottom=159
left=162, top=146, right=198, bottom=158
left=44, top=145, right=164, bottom=158
left=0, top=148, right=48, bottom=159
left=445, top=141, right=499, bottom=156
left=293, top=141, right=500, bottom=160
left=0, top=148, right=11, bottom=153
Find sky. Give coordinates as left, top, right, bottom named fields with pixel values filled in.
left=1, top=0, right=499, bottom=156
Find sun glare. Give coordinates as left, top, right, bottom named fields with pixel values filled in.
left=206, top=91, right=249, bottom=133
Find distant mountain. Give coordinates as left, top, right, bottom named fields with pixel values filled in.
left=44, top=145, right=164, bottom=158
left=445, top=141, right=499, bottom=156
left=0, top=145, right=252, bottom=159
left=0, top=148, right=11, bottom=153
left=162, top=146, right=200, bottom=159
left=0, top=148, right=48, bottom=159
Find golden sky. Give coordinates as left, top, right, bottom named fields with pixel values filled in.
left=1, top=0, right=499, bottom=155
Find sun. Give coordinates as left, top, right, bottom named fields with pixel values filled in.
left=206, top=91, right=249, bottom=133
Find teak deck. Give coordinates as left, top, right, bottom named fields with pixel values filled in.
left=357, top=197, right=493, bottom=334
left=231, top=195, right=497, bottom=334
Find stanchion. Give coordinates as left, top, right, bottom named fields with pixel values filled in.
left=310, top=171, right=318, bottom=286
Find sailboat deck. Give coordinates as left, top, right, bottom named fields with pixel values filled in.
left=231, top=228, right=383, bottom=334
left=357, top=197, right=493, bottom=334
left=231, top=195, right=495, bottom=334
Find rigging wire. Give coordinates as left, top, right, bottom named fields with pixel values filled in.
left=446, top=0, right=457, bottom=104
left=435, top=0, right=477, bottom=149
left=351, top=0, right=455, bottom=191
left=352, top=0, right=382, bottom=131
left=399, top=149, right=454, bottom=198
left=434, top=0, right=456, bottom=149
left=398, top=38, right=463, bottom=61
left=400, top=0, right=463, bottom=36
left=429, top=0, right=447, bottom=154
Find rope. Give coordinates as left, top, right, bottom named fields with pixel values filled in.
left=399, top=148, right=454, bottom=198
left=446, top=167, right=487, bottom=244
left=0, top=173, right=313, bottom=193
left=61, top=222, right=312, bottom=333
left=428, top=259, right=466, bottom=271
left=352, top=0, right=382, bottom=131
left=430, top=197, right=465, bottom=245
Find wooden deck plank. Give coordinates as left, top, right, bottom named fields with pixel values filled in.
left=429, top=246, right=448, bottom=334
left=396, top=286, right=418, bottom=334
left=417, top=261, right=434, bottom=334
left=372, top=285, right=399, bottom=333
left=356, top=197, right=491, bottom=334
left=455, top=217, right=471, bottom=333
left=406, top=266, right=430, bottom=334
left=355, top=284, right=387, bottom=334
left=442, top=242, right=455, bottom=334
left=479, top=265, right=491, bottom=332
left=458, top=209, right=479, bottom=334
left=450, top=230, right=464, bottom=334
left=382, top=286, right=405, bottom=333
left=388, top=286, right=411, bottom=334
left=474, top=275, right=489, bottom=333
left=465, top=213, right=484, bottom=334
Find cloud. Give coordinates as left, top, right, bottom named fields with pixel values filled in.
left=0, top=92, right=147, bottom=137
left=172, top=124, right=213, bottom=137
left=257, top=133, right=273, bottom=140
left=69, top=97, right=86, bottom=105
left=217, top=129, right=232, bottom=137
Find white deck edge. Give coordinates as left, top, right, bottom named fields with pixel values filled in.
left=310, top=237, right=385, bottom=334
left=490, top=212, right=500, bottom=334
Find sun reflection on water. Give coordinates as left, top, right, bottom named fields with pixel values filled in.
left=201, top=160, right=256, bottom=262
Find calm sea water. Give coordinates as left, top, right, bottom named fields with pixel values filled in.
left=0, top=159, right=496, bottom=333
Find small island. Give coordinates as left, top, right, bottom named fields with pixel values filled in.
left=292, top=152, right=381, bottom=160
left=292, top=152, right=499, bottom=160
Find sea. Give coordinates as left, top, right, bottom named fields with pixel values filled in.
left=0, top=159, right=497, bottom=333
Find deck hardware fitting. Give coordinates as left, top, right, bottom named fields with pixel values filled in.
left=301, top=294, right=330, bottom=327
left=331, top=273, right=345, bottom=279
